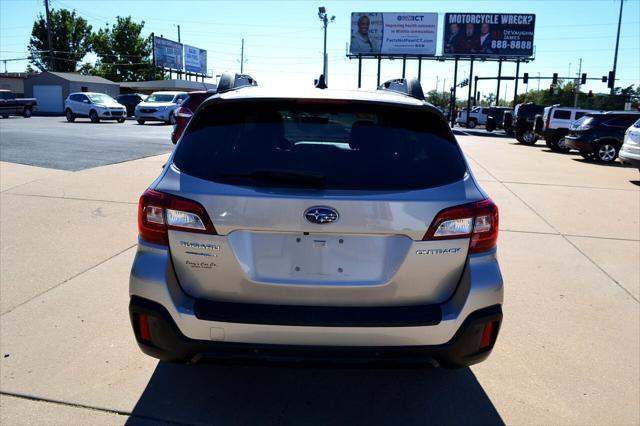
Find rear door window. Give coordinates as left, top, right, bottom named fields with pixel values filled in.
left=553, top=110, right=571, bottom=119
left=174, top=100, right=466, bottom=191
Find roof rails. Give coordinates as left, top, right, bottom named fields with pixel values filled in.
left=216, top=71, right=258, bottom=94
left=378, top=78, right=425, bottom=101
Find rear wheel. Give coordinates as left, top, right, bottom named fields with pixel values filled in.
left=89, top=110, right=99, bottom=123
left=555, top=137, right=571, bottom=153
left=137, top=119, right=145, bottom=125
left=595, top=142, right=619, bottom=163
left=65, top=109, right=75, bottom=122
left=467, top=119, right=477, bottom=129
left=23, top=107, right=32, bottom=118
left=167, top=112, right=176, bottom=125
left=518, top=129, right=538, bottom=145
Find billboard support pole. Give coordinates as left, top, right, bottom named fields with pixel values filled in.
left=418, top=57, right=422, bottom=82
left=376, top=55, right=381, bottom=87
left=466, top=58, right=474, bottom=127
left=151, top=32, right=155, bottom=80
left=357, top=55, right=362, bottom=88
left=402, top=55, right=406, bottom=78
left=451, top=57, right=458, bottom=126
left=495, top=58, right=502, bottom=106
left=513, top=59, right=520, bottom=107
left=473, top=76, right=479, bottom=106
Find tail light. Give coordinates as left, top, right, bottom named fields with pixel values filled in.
left=423, top=199, right=499, bottom=254
left=174, top=106, right=193, bottom=119
left=138, top=189, right=216, bottom=245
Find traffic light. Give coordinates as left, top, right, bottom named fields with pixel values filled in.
left=552, top=73, right=558, bottom=85
left=581, top=73, right=587, bottom=85
left=608, top=71, right=615, bottom=89
left=602, top=76, right=607, bottom=83
left=523, top=73, right=529, bottom=84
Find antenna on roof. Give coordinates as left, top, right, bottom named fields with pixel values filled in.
left=314, top=74, right=328, bottom=89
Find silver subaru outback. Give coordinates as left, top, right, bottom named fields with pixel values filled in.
left=129, top=73, right=503, bottom=368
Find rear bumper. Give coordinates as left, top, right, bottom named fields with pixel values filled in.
left=564, top=136, right=593, bottom=153
left=129, top=240, right=504, bottom=367
left=130, top=296, right=502, bottom=368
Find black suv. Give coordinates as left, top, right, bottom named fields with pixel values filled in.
left=565, top=112, right=640, bottom=163
left=485, top=107, right=513, bottom=133
left=513, top=103, right=545, bottom=144
left=116, top=93, right=147, bottom=117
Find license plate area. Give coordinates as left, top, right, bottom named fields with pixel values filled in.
left=227, top=231, right=412, bottom=286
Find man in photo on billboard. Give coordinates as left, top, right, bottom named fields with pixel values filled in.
left=455, top=23, right=480, bottom=54
left=479, top=23, right=494, bottom=54
left=351, top=15, right=378, bottom=54
left=445, top=23, right=462, bottom=53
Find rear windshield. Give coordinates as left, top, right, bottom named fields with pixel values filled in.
left=147, top=94, right=175, bottom=102
left=173, top=100, right=466, bottom=190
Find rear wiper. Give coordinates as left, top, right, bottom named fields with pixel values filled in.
left=220, top=169, right=326, bottom=186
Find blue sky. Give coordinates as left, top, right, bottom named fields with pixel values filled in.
left=1, top=0, right=638, bottom=99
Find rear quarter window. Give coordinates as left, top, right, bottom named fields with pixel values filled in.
left=173, top=100, right=467, bottom=191
left=553, top=110, right=571, bottom=120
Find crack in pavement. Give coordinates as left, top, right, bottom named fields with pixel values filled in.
left=0, top=391, right=196, bottom=426
left=466, top=151, right=640, bottom=304
left=0, top=244, right=137, bottom=317
left=4, top=192, right=137, bottom=205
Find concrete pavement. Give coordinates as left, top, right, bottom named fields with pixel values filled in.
left=0, top=134, right=638, bottom=425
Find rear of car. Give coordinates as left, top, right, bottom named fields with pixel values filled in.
left=171, top=91, right=213, bottom=144
left=129, top=86, right=503, bottom=368
left=537, top=107, right=599, bottom=152
left=513, top=103, right=545, bottom=144
left=566, top=112, right=640, bottom=162
left=619, top=119, right=640, bottom=169
left=116, top=94, right=147, bottom=117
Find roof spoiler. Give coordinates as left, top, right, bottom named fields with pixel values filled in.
left=378, top=78, right=425, bottom=101
left=217, top=72, right=258, bottom=94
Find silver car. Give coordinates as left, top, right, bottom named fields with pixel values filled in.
left=129, top=74, right=503, bottom=368
left=619, top=119, right=640, bottom=170
left=134, top=91, right=188, bottom=125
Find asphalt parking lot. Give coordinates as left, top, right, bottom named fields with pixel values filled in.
left=0, top=117, right=638, bottom=425
left=0, top=116, right=173, bottom=171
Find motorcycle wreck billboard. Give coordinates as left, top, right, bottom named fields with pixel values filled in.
left=442, top=13, right=535, bottom=57
left=349, top=12, right=438, bottom=56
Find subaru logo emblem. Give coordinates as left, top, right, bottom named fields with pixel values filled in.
left=304, top=207, right=339, bottom=224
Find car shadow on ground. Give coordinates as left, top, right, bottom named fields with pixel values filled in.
left=571, top=158, right=629, bottom=168
left=59, top=120, right=121, bottom=124
left=452, top=128, right=513, bottom=139
left=125, top=361, right=503, bottom=426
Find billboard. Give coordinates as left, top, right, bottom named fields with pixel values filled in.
left=184, top=45, right=207, bottom=75
left=350, top=13, right=438, bottom=56
left=154, top=36, right=183, bottom=70
left=442, top=13, right=535, bottom=57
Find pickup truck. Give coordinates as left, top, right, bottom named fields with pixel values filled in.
left=456, top=106, right=491, bottom=128
left=0, top=90, right=38, bottom=118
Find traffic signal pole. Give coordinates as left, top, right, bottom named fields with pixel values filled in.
left=466, top=58, right=474, bottom=127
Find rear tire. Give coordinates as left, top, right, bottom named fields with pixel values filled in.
left=595, top=141, right=619, bottom=163
left=23, top=107, right=32, bottom=118
left=89, top=110, right=99, bottom=123
left=517, top=129, right=538, bottom=145
left=117, top=118, right=125, bottom=123
left=167, top=113, right=176, bottom=125
left=467, top=119, right=477, bottom=129
left=65, top=109, right=75, bottom=122
left=555, top=137, right=571, bottom=153
left=137, top=119, right=145, bottom=125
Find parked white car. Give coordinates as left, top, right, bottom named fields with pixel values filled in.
left=456, top=106, right=491, bottom=128
left=619, top=118, right=640, bottom=170
left=64, top=92, right=127, bottom=123
left=134, top=91, right=188, bottom=125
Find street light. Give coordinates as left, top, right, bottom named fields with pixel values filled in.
left=318, top=6, right=335, bottom=85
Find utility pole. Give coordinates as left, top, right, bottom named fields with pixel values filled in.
left=175, top=24, right=182, bottom=79
left=240, top=39, right=245, bottom=73
left=574, top=58, right=582, bottom=108
left=318, top=6, right=335, bottom=84
left=611, top=0, right=624, bottom=94
left=43, top=0, right=54, bottom=70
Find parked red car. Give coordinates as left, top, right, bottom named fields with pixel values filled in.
left=171, top=90, right=215, bottom=144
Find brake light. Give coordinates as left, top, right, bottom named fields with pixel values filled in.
left=423, top=199, right=499, bottom=254
left=138, top=189, right=216, bottom=245
left=174, top=106, right=193, bottom=118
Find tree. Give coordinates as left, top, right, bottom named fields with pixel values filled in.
left=92, top=17, right=159, bottom=82
left=425, top=89, right=449, bottom=109
left=28, top=8, right=92, bottom=72
left=516, top=83, right=638, bottom=110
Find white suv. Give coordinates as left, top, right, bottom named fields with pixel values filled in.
left=134, top=91, right=188, bottom=125
left=619, top=119, right=640, bottom=170
left=64, top=92, right=127, bottom=123
left=456, top=106, right=490, bottom=128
